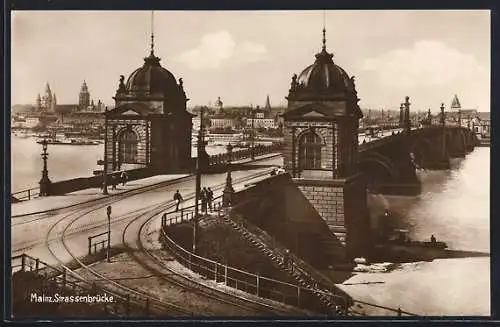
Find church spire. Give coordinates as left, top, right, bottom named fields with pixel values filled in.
left=265, top=94, right=271, bottom=111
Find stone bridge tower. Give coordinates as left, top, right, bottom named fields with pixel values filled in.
left=282, top=28, right=371, bottom=261
left=105, top=15, right=194, bottom=174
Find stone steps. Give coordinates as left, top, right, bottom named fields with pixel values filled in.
left=219, top=211, right=346, bottom=313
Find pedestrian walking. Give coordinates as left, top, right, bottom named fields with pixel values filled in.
left=201, top=187, right=208, bottom=214
left=120, top=171, right=128, bottom=186
left=111, top=175, right=117, bottom=190
left=173, top=190, right=183, bottom=212
left=207, top=187, right=214, bottom=211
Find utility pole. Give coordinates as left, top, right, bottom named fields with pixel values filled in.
left=193, top=106, right=204, bottom=254
left=103, top=107, right=109, bottom=195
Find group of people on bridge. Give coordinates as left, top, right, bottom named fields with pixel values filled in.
left=173, top=187, right=214, bottom=213
left=101, top=171, right=129, bottom=191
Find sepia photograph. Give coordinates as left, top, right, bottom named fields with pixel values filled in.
left=9, top=10, right=490, bottom=318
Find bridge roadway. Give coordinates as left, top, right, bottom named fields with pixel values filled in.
left=12, top=154, right=304, bottom=316
left=12, top=154, right=282, bottom=264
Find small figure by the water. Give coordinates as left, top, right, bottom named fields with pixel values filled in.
left=430, top=234, right=437, bottom=243
left=173, top=190, right=183, bottom=212
left=207, top=187, right=214, bottom=211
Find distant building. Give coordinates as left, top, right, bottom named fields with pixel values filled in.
left=245, top=118, right=276, bottom=129
left=79, top=80, right=91, bottom=110
left=474, top=112, right=490, bottom=138
left=210, top=117, right=236, bottom=129
left=214, top=96, right=224, bottom=114
left=37, top=83, right=56, bottom=112
left=25, top=115, right=41, bottom=128
left=35, top=81, right=104, bottom=114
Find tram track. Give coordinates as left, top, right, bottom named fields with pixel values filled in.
left=44, top=186, right=190, bottom=315
left=123, top=192, right=302, bottom=316
left=12, top=153, right=282, bottom=221
left=44, top=168, right=287, bottom=316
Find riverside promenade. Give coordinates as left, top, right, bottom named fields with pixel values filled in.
left=12, top=153, right=283, bottom=264
left=12, top=153, right=282, bottom=217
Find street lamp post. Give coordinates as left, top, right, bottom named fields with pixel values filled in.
left=193, top=107, right=205, bottom=255
left=440, top=103, right=446, bottom=161
left=106, top=205, right=112, bottom=263
left=103, top=107, right=109, bottom=195
left=250, top=108, right=255, bottom=160
left=39, top=138, right=51, bottom=196
left=223, top=143, right=234, bottom=207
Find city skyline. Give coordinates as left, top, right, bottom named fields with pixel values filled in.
left=11, top=10, right=490, bottom=112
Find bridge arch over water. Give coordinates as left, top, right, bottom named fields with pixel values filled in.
left=358, top=152, right=399, bottom=185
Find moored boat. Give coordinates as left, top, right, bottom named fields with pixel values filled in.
left=36, top=138, right=100, bottom=145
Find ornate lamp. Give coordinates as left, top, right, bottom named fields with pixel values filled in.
left=39, top=138, right=52, bottom=196
left=223, top=143, right=234, bottom=207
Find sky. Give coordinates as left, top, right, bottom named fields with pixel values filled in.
left=11, top=10, right=490, bottom=112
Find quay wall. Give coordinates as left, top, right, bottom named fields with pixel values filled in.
left=49, top=167, right=154, bottom=195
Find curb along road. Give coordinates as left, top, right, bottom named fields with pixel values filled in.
left=12, top=153, right=282, bottom=218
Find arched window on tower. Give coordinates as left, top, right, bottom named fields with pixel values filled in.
left=119, top=129, right=138, bottom=164
left=298, top=130, right=322, bottom=170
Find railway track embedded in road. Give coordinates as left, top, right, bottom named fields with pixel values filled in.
left=42, top=167, right=293, bottom=316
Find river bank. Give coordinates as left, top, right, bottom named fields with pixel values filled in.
left=339, top=147, right=490, bottom=316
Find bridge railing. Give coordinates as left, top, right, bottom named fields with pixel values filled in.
left=208, top=143, right=283, bottom=166
left=12, top=187, right=40, bottom=201
left=12, top=253, right=152, bottom=316
left=159, top=199, right=326, bottom=313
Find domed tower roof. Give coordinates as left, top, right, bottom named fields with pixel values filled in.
left=113, top=17, right=188, bottom=114
left=124, top=52, right=180, bottom=96
left=289, top=28, right=356, bottom=100
left=287, top=28, right=361, bottom=118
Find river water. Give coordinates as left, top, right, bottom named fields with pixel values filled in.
left=347, top=146, right=490, bottom=316
left=10, top=135, right=490, bottom=315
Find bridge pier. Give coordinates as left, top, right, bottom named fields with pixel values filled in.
left=422, top=159, right=450, bottom=170
left=295, top=174, right=372, bottom=262
left=369, top=182, right=421, bottom=197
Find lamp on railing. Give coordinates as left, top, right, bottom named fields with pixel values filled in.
left=102, top=106, right=109, bottom=195
left=193, top=106, right=205, bottom=255
left=440, top=103, right=445, bottom=128
left=222, top=143, right=234, bottom=207
left=39, top=138, right=51, bottom=196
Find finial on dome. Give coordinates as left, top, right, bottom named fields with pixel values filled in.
left=150, top=11, right=155, bottom=56
left=322, top=10, right=327, bottom=51
left=322, top=27, right=326, bottom=51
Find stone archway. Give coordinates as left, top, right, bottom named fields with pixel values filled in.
left=410, top=137, right=435, bottom=168
left=358, top=152, right=399, bottom=188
